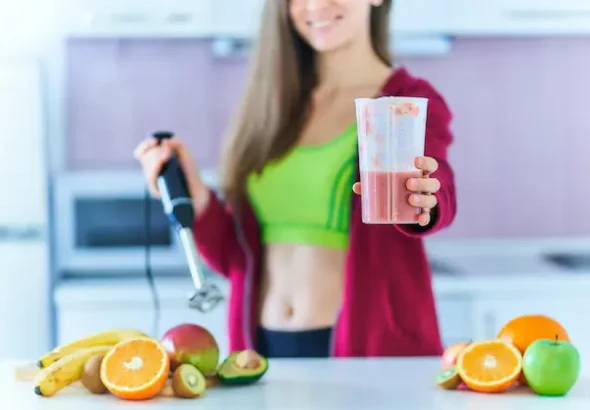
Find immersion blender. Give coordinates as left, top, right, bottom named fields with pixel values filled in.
left=152, top=131, right=224, bottom=313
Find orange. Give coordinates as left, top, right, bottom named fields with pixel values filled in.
left=497, top=314, right=570, bottom=354
left=100, top=337, right=170, bottom=400
left=456, top=339, right=522, bottom=393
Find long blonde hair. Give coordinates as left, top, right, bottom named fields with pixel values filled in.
left=219, top=0, right=393, bottom=204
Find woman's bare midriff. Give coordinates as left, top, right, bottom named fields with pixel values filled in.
left=257, top=243, right=346, bottom=331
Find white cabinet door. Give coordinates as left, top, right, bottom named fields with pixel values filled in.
left=0, top=242, right=50, bottom=361
left=393, top=0, right=452, bottom=34
left=57, top=306, right=154, bottom=346
left=0, top=60, right=50, bottom=362
left=471, top=297, right=590, bottom=370
left=60, top=0, right=213, bottom=38
left=210, top=0, right=265, bottom=38
left=0, top=61, right=47, bottom=226
left=57, top=301, right=230, bottom=361
left=450, top=0, right=590, bottom=35
left=0, top=0, right=55, bottom=54
left=435, top=294, right=474, bottom=348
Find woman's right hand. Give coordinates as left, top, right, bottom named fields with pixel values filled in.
left=133, top=137, right=211, bottom=214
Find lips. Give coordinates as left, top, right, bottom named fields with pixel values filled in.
left=306, top=15, right=343, bottom=29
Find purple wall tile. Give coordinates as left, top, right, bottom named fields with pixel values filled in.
left=65, top=37, right=590, bottom=239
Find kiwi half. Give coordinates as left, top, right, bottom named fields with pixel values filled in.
left=435, top=366, right=462, bottom=390
left=172, top=364, right=206, bottom=398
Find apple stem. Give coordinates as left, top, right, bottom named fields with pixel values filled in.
left=555, top=334, right=559, bottom=345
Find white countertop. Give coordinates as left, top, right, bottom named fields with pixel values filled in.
left=2, top=358, right=588, bottom=409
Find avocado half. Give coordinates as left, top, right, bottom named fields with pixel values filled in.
left=216, top=351, right=269, bottom=385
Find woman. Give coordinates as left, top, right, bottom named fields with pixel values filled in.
left=134, top=0, right=457, bottom=358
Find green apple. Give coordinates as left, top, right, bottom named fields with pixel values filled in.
left=522, top=336, right=581, bottom=396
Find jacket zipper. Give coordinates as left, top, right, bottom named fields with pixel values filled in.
left=329, top=165, right=359, bottom=357
left=233, top=211, right=255, bottom=350
left=328, top=309, right=341, bottom=356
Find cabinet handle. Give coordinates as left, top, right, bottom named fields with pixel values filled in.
left=483, top=311, right=496, bottom=338
left=505, top=9, right=590, bottom=20
left=0, top=225, right=44, bottom=242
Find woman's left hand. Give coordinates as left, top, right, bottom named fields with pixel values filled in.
left=352, top=156, right=441, bottom=227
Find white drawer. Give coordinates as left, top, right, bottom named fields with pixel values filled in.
left=435, top=295, right=473, bottom=348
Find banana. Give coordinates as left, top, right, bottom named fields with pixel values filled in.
left=38, top=329, right=147, bottom=368
left=34, top=345, right=114, bottom=397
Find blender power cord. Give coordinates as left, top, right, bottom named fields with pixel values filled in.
left=144, top=188, right=160, bottom=338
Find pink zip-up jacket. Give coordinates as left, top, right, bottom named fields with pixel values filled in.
left=193, top=67, right=457, bottom=357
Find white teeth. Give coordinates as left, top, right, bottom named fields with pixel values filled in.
left=309, top=21, right=333, bottom=28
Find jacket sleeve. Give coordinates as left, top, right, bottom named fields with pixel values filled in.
left=395, top=79, right=457, bottom=237
left=191, top=189, right=246, bottom=278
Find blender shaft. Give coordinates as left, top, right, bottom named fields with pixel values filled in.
left=178, top=227, right=205, bottom=290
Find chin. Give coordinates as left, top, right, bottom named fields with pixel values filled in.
left=303, top=35, right=353, bottom=54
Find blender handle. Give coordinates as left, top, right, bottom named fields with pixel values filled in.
left=151, top=131, right=193, bottom=230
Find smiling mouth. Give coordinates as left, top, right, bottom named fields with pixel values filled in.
left=307, top=15, right=343, bottom=29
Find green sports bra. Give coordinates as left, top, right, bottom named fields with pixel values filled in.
left=246, top=124, right=358, bottom=249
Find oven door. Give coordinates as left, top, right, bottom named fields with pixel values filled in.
left=54, top=171, right=187, bottom=276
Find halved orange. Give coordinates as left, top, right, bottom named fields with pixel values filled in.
left=100, top=337, right=170, bottom=400
left=456, top=339, right=522, bottom=393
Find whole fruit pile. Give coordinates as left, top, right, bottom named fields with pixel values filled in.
left=435, top=314, right=581, bottom=397
left=32, top=323, right=268, bottom=400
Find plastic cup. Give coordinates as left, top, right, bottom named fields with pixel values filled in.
left=354, top=96, right=428, bottom=224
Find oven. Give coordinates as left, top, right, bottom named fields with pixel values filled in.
left=53, top=169, right=219, bottom=277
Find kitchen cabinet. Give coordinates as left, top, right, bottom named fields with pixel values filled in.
left=59, top=0, right=213, bottom=38
left=0, top=0, right=55, bottom=54
left=0, top=61, right=47, bottom=227
left=55, top=280, right=230, bottom=360
left=0, top=59, right=50, bottom=361
left=59, top=293, right=467, bottom=356
left=56, top=287, right=477, bottom=355
left=392, top=0, right=452, bottom=34
left=57, top=302, right=230, bottom=360
left=435, top=294, right=474, bottom=348
left=0, top=242, right=50, bottom=362
left=470, top=295, right=590, bottom=369
left=208, top=0, right=452, bottom=38
left=450, top=0, right=590, bottom=36
left=209, top=0, right=264, bottom=38
left=56, top=275, right=590, bottom=363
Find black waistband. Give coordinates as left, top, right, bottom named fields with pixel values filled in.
left=256, top=326, right=332, bottom=358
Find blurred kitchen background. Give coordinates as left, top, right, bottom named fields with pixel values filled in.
left=2, top=0, right=590, bottom=366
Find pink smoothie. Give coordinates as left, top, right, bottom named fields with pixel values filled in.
left=360, top=170, right=422, bottom=224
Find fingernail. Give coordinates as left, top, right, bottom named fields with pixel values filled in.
left=409, top=179, right=418, bottom=189
left=416, top=157, right=423, bottom=165
left=412, top=195, right=420, bottom=204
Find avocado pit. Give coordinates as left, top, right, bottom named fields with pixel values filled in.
left=235, top=350, right=262, bottom=369
left=217, top=350, right=269, bottom=386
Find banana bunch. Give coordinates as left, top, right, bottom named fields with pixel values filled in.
left=33, top=328, right=148, bottom=397
left=34, top=345, right=113, bottom=397
left=38, top=328, right=147, bottom=368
